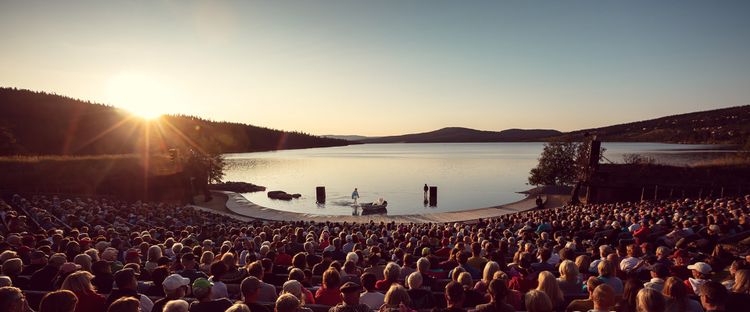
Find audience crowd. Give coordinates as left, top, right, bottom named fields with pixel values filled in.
left=1, top=193, right=750, bottom=312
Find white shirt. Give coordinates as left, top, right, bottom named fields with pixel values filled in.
left=619, top=256, right=640, bottom=272
left=139, top=294, right=154, bottom=312
left=644, top=278, right=665, bottom=292
left=360, top=291, right=385, bottom=310
left=208, top=278, right=229, bottom=299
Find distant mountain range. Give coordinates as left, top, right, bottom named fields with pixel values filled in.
left=324, top=105, right=750, bottom=145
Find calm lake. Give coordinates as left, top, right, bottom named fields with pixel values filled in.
left=223, top=143, right=733, bottom=216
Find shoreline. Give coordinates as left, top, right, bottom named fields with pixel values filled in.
left=194, top=190, right=569, bottom=223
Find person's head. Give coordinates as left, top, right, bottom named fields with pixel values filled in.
left=687, top=262, right=712, bottom=279
left=699, top=281, right=728, bottom=311
left=0, top=276, right=11, bottom=287
left=180, top=253, right=196, bottom=270
left=383, top=262, right=401, bottom=282
left=585, top=276, right=604, bottom=297
left=488, top=278, right=509, bottom=303
left=322, top=268, right=341, bottom=289
left=247, top=260, right=264, bottom=279
left=0, top=286, right=27, bottom=312
left=482, top=261, right=500, bottom=283
left=340, top=282, right=362, bottom=305
left=163, top=300, right=189, bottom=312
left=225, top=303, right=251, bottom=312
left=536, top=271, right=563, bottom=306
left=457, top=272, right=473, bottom=289
left=107, top=297, right=140, bottom=312
left=634, top=288, right=665, bottom=312
left=275, top=293, right=300, bottom=312
left=113, top=268, right=137, bottom=290
left=61, top=271, right=97, bottom=294
left=384, top=284, right=411, bottom=308
left=445, top=281, right=465, bottom=307
left=417, top=257, right=430, bottom=273
left=192, top=278, right=214, bottom=300
left=733, top=269, right=750, bottom=294
left=597, top=259, right=613, bottom=277
left=282, top=280, right=304, bottom=303
left=147, top=245, right=163, bottom=262
left=592, top=284, right=616, bottom=310
left=39, top=290, right=78, bottom=312
left=241, top=276, right=262, bottom=302
left=1, top=258, right=23, bottom=277
left=559, top=260, right=579, bottom=283
left=162, top=274, right=190, bottom=298
left=524, top=289, right=553, bottom=312
left=649, top=263, right=669, bottom=280
left=361, top=272, right=377, bottom=291
left=406, top=272, right=422, bottom=290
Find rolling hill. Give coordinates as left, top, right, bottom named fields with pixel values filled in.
left=0, top=88, right=351, bottom=156
left=359, top=127, right=562, bottom=143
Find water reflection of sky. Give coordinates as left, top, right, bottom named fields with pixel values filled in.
left=222, top=143, right=736, bottom=216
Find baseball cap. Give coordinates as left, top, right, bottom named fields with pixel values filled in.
left=687, top=262, right=712, bottom=275
left=60, top=262, right=82, bottom=274
left=340, top=282, right=362, bottom=293
left=162, top=274, right=190, bottom=291
left=114, top=268, right=137, bottom=287
left=192, top=277, right=214, bottom=290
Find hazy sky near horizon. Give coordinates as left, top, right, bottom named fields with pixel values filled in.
left=2, top=1, right=750, bottom=136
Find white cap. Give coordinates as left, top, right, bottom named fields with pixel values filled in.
left=162, top=274, right=190, bottom=290
left=687, top=262, right=712, bottom=275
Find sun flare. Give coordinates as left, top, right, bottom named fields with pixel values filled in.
left=106, top=71, right=180, bottom=120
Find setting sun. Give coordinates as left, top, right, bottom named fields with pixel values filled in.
left=106, top=71, right=180, bottom=120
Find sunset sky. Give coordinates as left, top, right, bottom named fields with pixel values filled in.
left=2, top=1, right=749, bottom=136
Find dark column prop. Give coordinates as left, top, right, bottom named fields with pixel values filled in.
left=429, top=186, right=438, bottom=207
left=316, top=186, right=326, bottom=203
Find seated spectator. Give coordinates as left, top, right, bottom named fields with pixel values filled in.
left=662, top=277, right=702, bottom=312
left=458, top=272, right=487, bottom=308
left=433, top=281, right=467, bottom=312
left=596, top=260, right=624, bottom=295
left=376, top=262, right=401, bottom=291
left=39, top=290, right=78, bottom=312
left=61, top=271, right=106, bottom=312
left=566, top=276, right=604, bottom=312
left=163, top=300, right=189, bottom=312
left=105, top=268, right=153, bottom=312
left=474, top=261, right=499, bottom=294
left=91, top=260, right=114, bottom=294
left=240, top=276, right=270, bottom=312
left=686, top=262, right=712, bottom=296
left=2, top=258, right=28, bottom=289
left=360, top=272, right=385, bottom=310
left=281, top=280, right=312, bottom=312
left=535, top=271, right=564, bottom=310
left=557, top=260, right=583, bottom=296
left=615, top=278, right=644, bottom=312
left=467, top=243, right=488, bottom=273
left=177, top=253, right=208, bottom=284
left=644, top=264, right=669, bottom=293
left=530, top=248, right=555, bottom=274
left=0, top=286, right=31, bottom=312
left=406, top=272, right=435, bottom=309
left=340, top=261, right=361, bottom=285
left=152, top=274, right=190, bottom=312
left=108, top=297, right=141, bottom=312
left=380, top=284, right=414, bottom=312
left=330, top=282, right=370, bottom=312
left=189, top=277, right=233, bottom=312
left=226, top=303, right=252, bottom=312
left=471, top=278, right=514, bottom=312
left=30, top=253, right=67, bottom=291
left=248, top=260, right=278, bottom=302
left=275, top=294, right=300, bottom=312
left=315, top=268, right=342, bottom=306
left=288, top=268, right=315, bottom=304
left=699, top=281, right=728, bottom=312
left=524, top=289, right=553, bottom=312
left=590, top=284, right=616, bottom=312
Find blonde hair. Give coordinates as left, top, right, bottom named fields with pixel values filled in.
left=536, top=271, right=564, bottom=307
left=61, top=271, right=97, bottom=294
left=163, top=300, right=189, bottom=312
left=598, top=260, right=613, bottom=277
left=457, top=272, right=473, bottom=288
left=200, top=251, right=214, bottom=265
left=575, top=255, right=591, bottom=274
left=225, top=303, right=251, bottom=312
left=559, top=260, right=579, bottom=283
left=483, top=261, right=500, bottom=284
left=282, top=280, right=305, bottom=304
left=733, top=269, right=750, bottom=294
left=73, top=254, right=92, bottom=272
left=383, top=262, right=401, bottom=282
left=636, top=288, right=665, bottom=312
left=147, top=245, right=162, bottom=262
left=384, top=284, right=411, bottom=307
left=524, top=289, right=553, bottom=312
left=275, top=293, right=300, bottom=312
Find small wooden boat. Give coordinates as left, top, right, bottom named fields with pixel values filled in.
left=360, top=202, right=387, bottom=215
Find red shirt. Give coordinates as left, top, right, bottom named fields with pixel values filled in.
left=315, top=287, right=342, bottom=306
